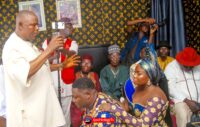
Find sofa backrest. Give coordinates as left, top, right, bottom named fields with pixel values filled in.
left=76, top=45, right=109, bottom=75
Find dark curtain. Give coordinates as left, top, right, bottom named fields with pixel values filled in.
left=151, top=0, right=168, bottom=46
left=151, top=0, right=186, bottom=56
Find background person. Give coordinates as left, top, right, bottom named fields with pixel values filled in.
left=70, top=54, right=102, bottom=127
left=164, top=47, right=200, bottom=127
left=120, top=18, right=155, bottom=65
left=132, top=40, right=172, bottom=126
left=100, top=55, right=169, bottom=126
left=72, top=77, right=129, bottom=126
left=42, top=17, right=79, bottom=127
left=76, top=54, right=101, bottom=92
left=100, top=44, right=129, bottom=100
left=156, top=41, right=174, bottom=71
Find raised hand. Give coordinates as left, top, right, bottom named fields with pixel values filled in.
left=145, top=18, right=156, bottom=24
left=184, top=98, right=199, bottom=112
left=62, top=54, right=80, bottom=68
left=47, top=35, right=64, bottom=53
left=127, top=18, right=155, bottom=26
left=99, top=103, right=111, bottom=111
left=150, top=24, right=159, bottom=35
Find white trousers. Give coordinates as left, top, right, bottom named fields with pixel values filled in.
left=52, top=71, right=73, bottom=127
left=61, top=96, right=72, bottom=127
left=174, top=102, right=192, bottom=127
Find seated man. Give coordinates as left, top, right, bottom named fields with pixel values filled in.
left=156, top=41, right=174, bottom=71
left=100, top=44, right=129, bottom=100
left=165, top=47, right=200, bottom=127
left=72, top=77, right=128, bottom=126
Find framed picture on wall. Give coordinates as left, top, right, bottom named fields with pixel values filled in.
left=56, top=0, right=82, bottom=28
left=18, top=0, right=46, bottom=31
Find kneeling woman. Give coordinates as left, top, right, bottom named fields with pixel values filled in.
left=100, top=58, right=168, bottom=127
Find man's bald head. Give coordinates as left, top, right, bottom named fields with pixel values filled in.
left=16, top=10, right=36, bottom=27
left=15, top=10, right=39, bottom=41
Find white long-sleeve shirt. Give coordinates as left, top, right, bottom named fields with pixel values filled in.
left=2, top=32, right=65, bottom=127
left=164, top=60, right=200, bottom=104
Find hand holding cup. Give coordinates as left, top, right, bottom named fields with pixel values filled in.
left=47, top=33, right=64, bottom=53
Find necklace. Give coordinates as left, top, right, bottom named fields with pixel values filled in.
left=181, top=67, right=199, bottom=101
left=80, top=71, right=90, bottom=78
left=136, top=83, right=151, bottom=91
left=110, top=66, right=119, bottom=78
left=86, top=93, right=99, bottom=117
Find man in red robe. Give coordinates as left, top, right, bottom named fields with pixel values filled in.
left=42, top=18, right=78, bottom=127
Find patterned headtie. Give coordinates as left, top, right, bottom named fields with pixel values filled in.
left=138, top=45, right=162, bottom=85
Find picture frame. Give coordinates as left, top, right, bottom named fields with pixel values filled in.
left=56, top=0, right=82, bottom=28
left=18, top=0, right=46, bottom=31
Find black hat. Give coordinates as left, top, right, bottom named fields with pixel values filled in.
left=156, top=41, right=172, bottom=49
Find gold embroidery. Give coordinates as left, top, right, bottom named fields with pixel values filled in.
left=148, top=101, right=153, bottom=106
left=115, top=111, right=121, bottom=116
left=144, top=117, right=150, bottom=122
left=150, top=108, right=156, bottom=113
left=125, top=119, right=130, bottom=123
left=134, top=109, right=142, bottom=117
left=143, top=110, right=149, bottom=115
left=153, top=117, right=157, bottom=122
left=132, top=118, right=137, bottom=124
left=157, top=104, right=161, bottom=109
left=122, top=111, right=127, bottom=116
left=111, top=105, right=116, bottom=110
left=153, top=97, right=158, bottom=102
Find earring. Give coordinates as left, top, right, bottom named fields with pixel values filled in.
left=147, top=79, right=151, bottom=86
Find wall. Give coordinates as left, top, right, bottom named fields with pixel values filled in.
left=0, top=0, right=150, bottom=62
left=183, top=0, right=200, bottom=53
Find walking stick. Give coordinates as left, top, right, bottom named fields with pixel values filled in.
left=57, top=51, right=62, bottom=105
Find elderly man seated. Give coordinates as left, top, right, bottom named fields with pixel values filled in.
left=100, top=44, right=129, bottom=100
left=164, top=47, right=200, bottom=127
left=156, top=41, right=174, bottom=71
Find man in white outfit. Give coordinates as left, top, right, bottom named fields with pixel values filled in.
left=2, top=10, right=67, bottom=127
left=0, top=63, right=6, bottom=127
left=164, top=47, right=200, bottom=127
